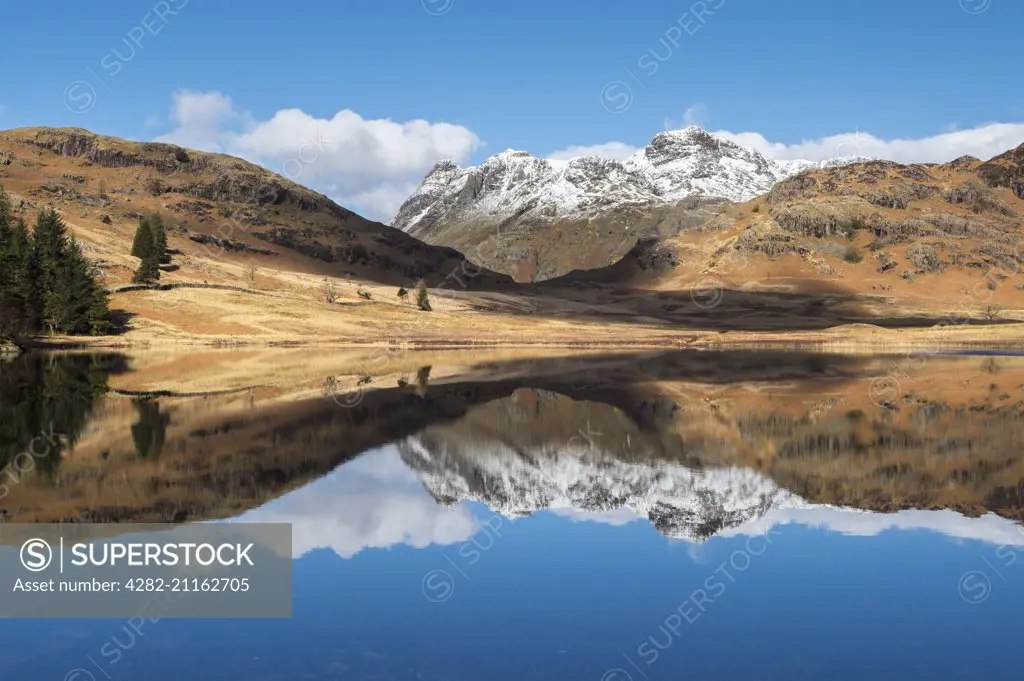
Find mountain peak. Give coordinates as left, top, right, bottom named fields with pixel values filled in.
left=661, top=124, right=710, bottom=137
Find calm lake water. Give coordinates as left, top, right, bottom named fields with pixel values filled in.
left=2, top=349, right=1023, bottom=680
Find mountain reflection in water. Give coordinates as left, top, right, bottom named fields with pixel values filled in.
left=2, top=349, right=1024, bottom=531
left=2, top=349, right=1024, bottom=680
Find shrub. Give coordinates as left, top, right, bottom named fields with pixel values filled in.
left=906, top=244, right=942, bottom=272
left=841, top=245, right=863, bottom=264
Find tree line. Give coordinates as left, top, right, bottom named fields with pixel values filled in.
left=0, top=186, right=111, bottom=337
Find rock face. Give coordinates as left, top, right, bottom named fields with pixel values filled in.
left=391, top=126, right=867, bottom=280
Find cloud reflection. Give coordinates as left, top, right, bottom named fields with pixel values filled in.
left=239, top=446, right=478, bottom=559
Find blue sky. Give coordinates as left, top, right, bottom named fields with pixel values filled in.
left=1, top=0, right=1022, bottom=219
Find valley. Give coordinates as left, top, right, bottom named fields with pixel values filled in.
left=0, top=125, right=1022, bottom=351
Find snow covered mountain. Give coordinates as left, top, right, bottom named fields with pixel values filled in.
left=398, top=433, right=804, bottom=542
left=391, top=126, right=869, bottom=236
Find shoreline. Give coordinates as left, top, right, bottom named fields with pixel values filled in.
left=18, top=323, right=1024, bottom=355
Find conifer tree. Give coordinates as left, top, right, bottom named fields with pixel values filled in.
left=131, top=215, right=167, bottom=284
left=0, top=189, right=16, bottom=334
left=33, top=209, right=70, bottom=334
left=131, top=217, right=154, bottom=259
left=132, top=250, right=161, bottom=285
left=149, top=214, right=170, bottom=264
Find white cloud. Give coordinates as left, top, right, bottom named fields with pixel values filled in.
left=545, top=122, right=1024, bottom=169
left=158, top=90, right=244, bottom=152
left=553, top=500, right=1024, bottom=547
left=714, top=122, right=1024, bottom=163
left=663, top=103, right=709, bottom=131
left=238, top=446, right=479, bottom=559
left=721, top=506, right=1024, bottom=547
left=546, top=141, right=638, bottom=161
left=154, top=90, right=482, bottom=222
left=684, top=104, right=708, bottom=127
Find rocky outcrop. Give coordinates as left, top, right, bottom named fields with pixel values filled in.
left=188, top=234, right=278, bottom=256
left=977, top=143, right=1024, bottom=199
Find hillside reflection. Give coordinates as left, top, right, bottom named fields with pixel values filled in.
left=2, top=350, right=1023, bottom=537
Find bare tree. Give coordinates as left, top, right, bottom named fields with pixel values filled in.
left=982, top=303, right=1003, bottom=322
left=243, top=262, right=259, bottom=290
left=319, top=277, right=339, bottom=304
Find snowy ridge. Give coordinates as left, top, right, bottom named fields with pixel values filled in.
left=391, top=126, right=872, bottom=235
left=398, top=434, right=806, bottom=542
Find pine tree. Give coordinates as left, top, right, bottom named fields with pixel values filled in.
left=131, top=217, right=154, bottom=259
left=132, top=251, right=161, bottom=285
left=149, top=214, right=170, bottom=264
left=22, top=222, right=44, bottom=332
left=33, top=209, right=70, bottom=335
left=131, top=215, right=166, bottom=284
left=0, top=189, right=15, bottom=334
left=87, top=279, right=112, bottom=335
left=56, top=240, right=99, bottom=334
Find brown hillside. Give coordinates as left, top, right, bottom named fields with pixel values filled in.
left=542, top=150, right=1024, bottom=329
left=0, top=127, right=512, bottom=289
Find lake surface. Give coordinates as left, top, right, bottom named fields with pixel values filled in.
left=2, top=348, right=1023, bottom=680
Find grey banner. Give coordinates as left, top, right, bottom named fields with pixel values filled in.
left=0, top=523, right=291, bottom=618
